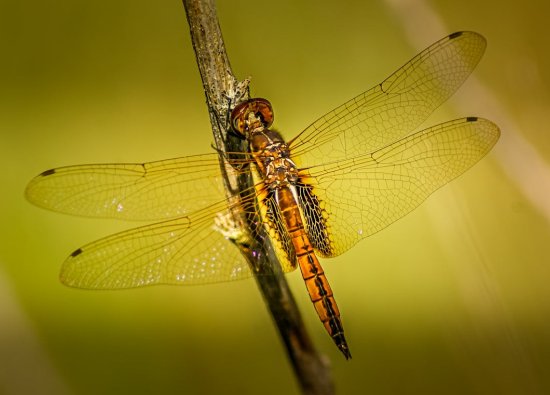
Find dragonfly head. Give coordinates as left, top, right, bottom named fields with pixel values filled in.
left=231, top=98, right=274, bottom=136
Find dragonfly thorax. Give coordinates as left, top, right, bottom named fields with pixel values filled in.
left=264, top=157, right=299, bottom=189
left=248, top=127, right=298, bottom=189
left=231, top=98, right=299, bottom=189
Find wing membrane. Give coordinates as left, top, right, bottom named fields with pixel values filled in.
left=60, top=200, right=253, bottom=288
left=28, top=31, right=498, bottom=290
left=290, top=31, right=487, bottom=168
left=26, top=153, right=240, bottom=221
left=300, top=117, right=500, bottom=257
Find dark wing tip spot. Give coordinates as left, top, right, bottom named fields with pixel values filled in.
left=40, top=168, right=56, bottom=177
left=466, top=116, right=478, bottom=122
left=70, top=248, right=83, bottom=258
left=449, top=31, right=463, bottom=40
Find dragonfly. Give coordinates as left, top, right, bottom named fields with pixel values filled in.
left=26, top=31, right=500, bottom=359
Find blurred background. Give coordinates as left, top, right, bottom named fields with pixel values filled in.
left=1, top=0, right=549, bottom=394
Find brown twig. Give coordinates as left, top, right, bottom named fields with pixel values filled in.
left=182, top=0, right=334, bottom=394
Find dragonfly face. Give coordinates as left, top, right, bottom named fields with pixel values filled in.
left=231, top=98, right=274, bottom=135
left=25, top=31, right=500, bottom=359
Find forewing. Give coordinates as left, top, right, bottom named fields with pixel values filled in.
left=26, top=154, right=233, bottom=221
left=60, top=201, right=252, bottom=289
left=301, top=117, right=500, bottom=257
left=290, top=31, right=487, bottom=167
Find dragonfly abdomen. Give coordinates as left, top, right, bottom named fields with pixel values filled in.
left=276, top=186, right=351, bottom=359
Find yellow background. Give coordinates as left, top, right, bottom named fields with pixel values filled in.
left=1, top=0, right=549, bottom=394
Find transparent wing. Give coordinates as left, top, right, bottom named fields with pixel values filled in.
left=289, top=31, right=487, bottom=167
left=25, top=153, right=248, bottom=221
left=60, top=200, right=253, bottom=289
left=299, top=117, right=500, bottom=257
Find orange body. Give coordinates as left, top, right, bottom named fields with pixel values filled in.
left=275, top=186, right=350, bottom=358
left=232, top=99, right=351, bottom=358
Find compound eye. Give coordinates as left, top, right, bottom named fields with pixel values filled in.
left=231, top=98, right=274, bottom=134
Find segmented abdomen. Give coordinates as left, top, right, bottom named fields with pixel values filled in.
left=275, top=186, right=351, bottom=358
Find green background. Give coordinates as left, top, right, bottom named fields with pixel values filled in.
left=1, top=0, right=549, bottom=394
